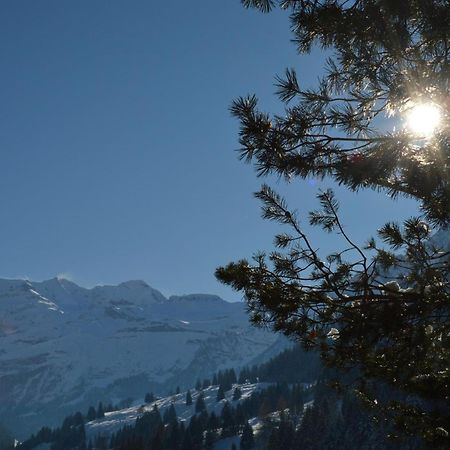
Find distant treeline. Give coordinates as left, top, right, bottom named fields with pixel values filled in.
left=16, top=344, right=422, bottom=449
left=106, top=383, right=306, bottom=450
left=17, top=345, right=317, bottom=450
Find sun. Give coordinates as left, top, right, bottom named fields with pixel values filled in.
left=405, top=102, right=442, bottom=137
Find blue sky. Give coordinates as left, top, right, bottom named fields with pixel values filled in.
left=0, top=1, right=419, bottom=300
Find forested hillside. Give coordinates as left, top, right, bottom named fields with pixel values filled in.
left=16, top=345, right=425, bottom=449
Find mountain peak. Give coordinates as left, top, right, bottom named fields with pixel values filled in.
left=91, top=280, right=166, bottom=304
left=169, top=293, right=225, bottom=303
left=118, top=280, right=151, bottom=289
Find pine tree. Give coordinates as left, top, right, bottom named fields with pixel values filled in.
left=204, top=430, right=216, bottom=450
left=221, top=402, right=235, bottom=437
left=151, top=424, right=164, bottom=450
left=233, top=387, right=242, bottom=401
left=0, top=424, right=14, bottom=450
left=145, top=392, right=155, bottom=404
left=188, top=414, right=204, bottom=449
left=105, top=403, right=114, bottom=413
left=167, top=404, right=178, bottom=426
left=198, top=409, right=209, bottom=431
left=109, top=432, right=115, bottom=450
left=163, top=404, right=178, bottom=425
left=86, top=406, right=96, bottom=422
left=94, top=435, right=108, bottom=450
left=240, top=422, right=255, bottom=450
left=217, top=384, right=226, bottom=402
left=195, top=393, right=206, bottom=413
left=266, top=428, right=279, bottom=450
left=277, top=417, right=295, bottom=450
left=186, top=389, right=193, bottom=406
left=216, top=1, right=450, bottom=446
left=208, top=412, right=220, bottom=431
left=96, top=402, right=104, bottom=419
left=165, top=421, right=182, bottom=450
left=235, top=404, right=247, bottom=426
left=181, top=429, right=193, bottom=450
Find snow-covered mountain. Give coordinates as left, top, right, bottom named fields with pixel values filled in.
left=0, top=278, right=282, bottom=438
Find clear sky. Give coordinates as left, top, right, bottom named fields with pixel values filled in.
left=0, top=1, right=419, bottom=300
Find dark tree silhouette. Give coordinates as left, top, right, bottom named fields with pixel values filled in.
left=195, top=393, right=206, bottom=413
left=217, top=385, right=226, bottom=402
left=240, top=422, right=255, bottom=450
left=186, top=390, right=193, bottom=406
left=217, top=1, right=450, bottom=447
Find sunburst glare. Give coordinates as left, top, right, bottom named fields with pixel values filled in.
left=405, top=102, right=442, bottom=137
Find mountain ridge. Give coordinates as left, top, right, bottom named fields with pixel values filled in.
left=0, top=277, right=282, bottom=438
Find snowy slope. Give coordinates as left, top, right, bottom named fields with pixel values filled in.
left=85, top=382, right=271, bottom=441
left=0, top=278, right=280, bottom=438
left=84, top=381, right=313, bottom=450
